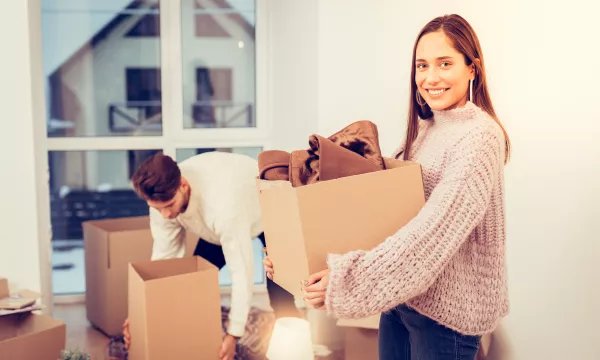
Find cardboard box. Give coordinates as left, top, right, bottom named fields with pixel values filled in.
left=257, top=158, right=424, bottom=298
left=83, top=216, right=155, bottom=336
left=0, top=278, right=66, bottom=360
left=128, top=257, right=222, bottom=360
left=338, top=315, right=380, bottom=360
left=84, top=215, right=202, bottom=337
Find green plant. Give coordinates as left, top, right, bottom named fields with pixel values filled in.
left=60, top=348, right=91, bottom=360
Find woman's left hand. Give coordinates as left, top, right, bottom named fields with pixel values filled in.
left=303, top=269, right=330, bottom=310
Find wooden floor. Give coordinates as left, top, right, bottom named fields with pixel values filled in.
left=53, top=303, right=112, bottom=360
left=52, top=300, right=345, bottom=360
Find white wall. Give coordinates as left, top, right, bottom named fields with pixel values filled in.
left=267, top=0, right=319, bottom=151
left=0, top=1, right=52, bottom=311
left=271, top=0, right=600, bottom=359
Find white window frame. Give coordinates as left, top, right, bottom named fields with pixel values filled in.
left=34, top=0, right=272, bottom=305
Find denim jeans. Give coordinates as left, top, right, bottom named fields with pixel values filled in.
left=378, top=304, right=481, bottom=360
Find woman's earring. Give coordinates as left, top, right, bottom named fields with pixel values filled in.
left=469, top=79, right=474, bottom=102
left=416, top=91, right=427, bottom=106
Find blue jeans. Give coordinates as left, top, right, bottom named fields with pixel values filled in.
left=378, top=304, right=481, bottom=360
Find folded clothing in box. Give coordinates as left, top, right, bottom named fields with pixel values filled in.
left=258, top=120, right=386, bottom=186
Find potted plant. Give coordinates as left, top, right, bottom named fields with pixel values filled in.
left=60, top=349, right=91, bottom=360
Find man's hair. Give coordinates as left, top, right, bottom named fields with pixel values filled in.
left=131, top=153, right=181, bottom=202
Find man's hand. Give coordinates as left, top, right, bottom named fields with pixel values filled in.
left=262, top=248, right=274, bottom=280
left=219, top=333, right=237, bottom=360
left=123, top=318, right=130, bottom=349
left=303, top=269, right=330, bottom=310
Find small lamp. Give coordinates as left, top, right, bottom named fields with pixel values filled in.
left=266, top=317, right=314, bottom=360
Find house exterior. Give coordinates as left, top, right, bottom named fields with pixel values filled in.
left=46, top=0, right=256, bottom=192
left=44, top=0, right=257, bottom=240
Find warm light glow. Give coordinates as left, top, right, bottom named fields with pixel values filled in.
left=266, top=317, right=314, bottom=360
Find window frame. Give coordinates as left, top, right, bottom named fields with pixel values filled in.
left=33, top=0, right=272, bottom=304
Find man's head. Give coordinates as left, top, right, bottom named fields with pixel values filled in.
left=131, top=153, right=190, bottom=219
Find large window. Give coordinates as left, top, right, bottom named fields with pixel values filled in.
left=40, top=0, right=267, bottom=297
left=181, top=0, right=256, bottom=129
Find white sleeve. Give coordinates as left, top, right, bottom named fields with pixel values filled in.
left=149, top=207, right=186, bottom=260
left=216, top=213, right=254, bottom=337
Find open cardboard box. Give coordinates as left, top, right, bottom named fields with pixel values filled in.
left=128, top=256, right=222, bottom=360
left=83, top=216, right=199, bottom=336
left=0, top=278, right=66, bottom=360
left=338, top=314, right=380, bottom=360
left=257, top=158, right=425, bottom=298
left=83, top=216, right=155, bottom=336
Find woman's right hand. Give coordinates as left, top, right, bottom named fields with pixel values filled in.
left=262, top=248, right=274, bottom=280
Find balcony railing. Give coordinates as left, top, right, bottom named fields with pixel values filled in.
left=108, top=100, right=254, bottom=133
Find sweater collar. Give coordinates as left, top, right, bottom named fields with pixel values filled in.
left=431, top=101, right=478, bottom=124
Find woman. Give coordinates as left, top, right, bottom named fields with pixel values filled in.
left=264, top=14, right=510, bottom=360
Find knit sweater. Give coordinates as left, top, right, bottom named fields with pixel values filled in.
left=325, top=101, right=509, bottom=335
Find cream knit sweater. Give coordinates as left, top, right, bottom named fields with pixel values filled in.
left=325, top=101, right=509, bottom=335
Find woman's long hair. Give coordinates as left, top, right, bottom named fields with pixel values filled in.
left=402, top=14, right=511, bottom=163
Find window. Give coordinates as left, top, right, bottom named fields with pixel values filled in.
left=49, top=150, right=157, bottom=294
left=40, top=0, right=267, bottom=299
left=181, top=0, right=257, bottom=129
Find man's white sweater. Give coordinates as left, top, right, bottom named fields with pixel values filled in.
left=148, top=151, right=263, bottom=337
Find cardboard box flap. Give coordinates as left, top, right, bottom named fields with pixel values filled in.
left=83, top=216, right=152, bottom=270
left=84, top=216, right=149, bottom=233
left=132, top=257, right=214, bottom=282
left=337, top=314, right=380, bottom=330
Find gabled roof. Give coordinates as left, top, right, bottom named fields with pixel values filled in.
left=47, top=0, right=255, bottom=78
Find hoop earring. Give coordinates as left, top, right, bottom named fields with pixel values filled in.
left=416, top=91, right=427, bottom=106
left=469, top=79, right=474, bottom=102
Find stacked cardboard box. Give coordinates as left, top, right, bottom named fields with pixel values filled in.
left=0, top=277, right=66, bottom=359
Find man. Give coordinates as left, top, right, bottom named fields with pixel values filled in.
left=122, top=151, right=297, bottom=360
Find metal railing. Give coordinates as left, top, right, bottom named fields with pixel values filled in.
left=108, top=100, right=254, bottom=132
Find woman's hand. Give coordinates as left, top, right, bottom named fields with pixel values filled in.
left=303, top=269, right=330, bottom=310
left=262, top=248, right=274, bottom=280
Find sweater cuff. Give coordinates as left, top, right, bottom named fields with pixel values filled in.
left=226, top=318, right=246, bottom=338
left=325, top=253, right=349, bottom=317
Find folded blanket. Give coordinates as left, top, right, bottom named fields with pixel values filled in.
left=258, top=120, right=385, bottom=186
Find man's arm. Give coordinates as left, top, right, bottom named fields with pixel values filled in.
left=149, top=207, right=186, bottom=260
left=216, top=213, right=255, bottom=338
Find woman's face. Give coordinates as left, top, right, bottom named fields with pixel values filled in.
left=415, top=31, right=474, bottom=111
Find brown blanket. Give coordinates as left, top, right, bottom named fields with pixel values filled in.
left=258, top=120, right=385, bottom=186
